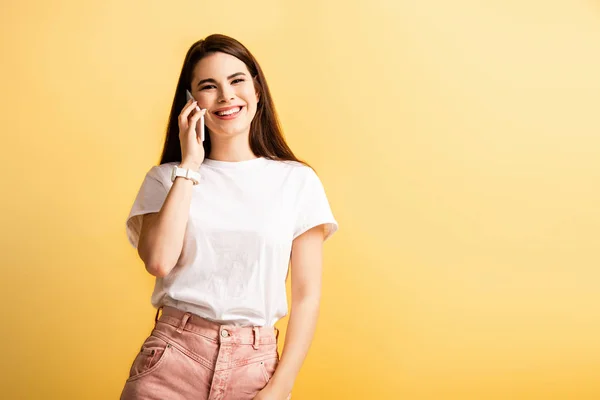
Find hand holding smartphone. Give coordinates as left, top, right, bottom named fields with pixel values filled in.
left=186, top=89, right=205, bottom=142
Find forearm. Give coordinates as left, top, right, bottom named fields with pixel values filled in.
left=267, top=295, right=320, bottom=397
left=143, top=162, right=199, bottom=277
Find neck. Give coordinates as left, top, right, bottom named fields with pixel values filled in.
left=207, top=131, right=257, bottom=162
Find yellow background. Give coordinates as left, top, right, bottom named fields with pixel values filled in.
left=1, top=0, right=599, bottom=398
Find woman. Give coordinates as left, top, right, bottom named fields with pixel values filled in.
left=120, top=34, right=338, bottom=400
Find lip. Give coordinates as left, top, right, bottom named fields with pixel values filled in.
left=212, top=105, right=244, bottom=120
left=213, top=105, right=244, bottom=113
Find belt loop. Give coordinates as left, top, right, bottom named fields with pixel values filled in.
left=154, top=306, right=164, bottom=324
left=176, top=312, right=191, bottom=333
left=253, top=327, right=260, bottom=350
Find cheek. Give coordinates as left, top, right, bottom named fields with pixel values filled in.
left=197, top=93, right=215, bottom=108
left=241, top=86, right=258, bottom=104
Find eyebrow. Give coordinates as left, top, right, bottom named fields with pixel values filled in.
left=197, top=72, right=247, bottom=87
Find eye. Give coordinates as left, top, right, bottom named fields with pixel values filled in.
left=200, top=85, right=216, bottom=91
left=232, top=79, right=245, bottom=84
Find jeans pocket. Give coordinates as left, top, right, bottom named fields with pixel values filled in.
left=127, top=335, right=172, bottom=382
left=259, top=357, right=278, bottom=385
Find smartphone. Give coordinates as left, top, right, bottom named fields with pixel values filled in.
left=185, top=89, right=205, bottom=142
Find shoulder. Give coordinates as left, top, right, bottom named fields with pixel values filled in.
left=156, top=161, right=179, bottom=171
left=264, top=159, right=325, bottom=194
left=265, top=159, right=316, bottom=179
left=148, top=162, right=178, bottom=182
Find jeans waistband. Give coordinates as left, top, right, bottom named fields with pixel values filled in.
left=154, top=306, right=279, bottom=348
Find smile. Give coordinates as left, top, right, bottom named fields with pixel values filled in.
left=214, top=106, right=244, bottom=119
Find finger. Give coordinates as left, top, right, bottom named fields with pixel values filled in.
left=179, top=101, right=198, bottom=123
left=189, top=109, right=205, bottom=140
left=189, top=108, right=203, bottom=126
left=187, top=105, right=203, bottom=122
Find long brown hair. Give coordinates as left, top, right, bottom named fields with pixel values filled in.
left=159, top=34, right=308, bottom=168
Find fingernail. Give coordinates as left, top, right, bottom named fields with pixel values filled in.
left=196, top=106, right=200, bottom=111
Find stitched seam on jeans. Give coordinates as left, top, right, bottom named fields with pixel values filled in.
left=157, top=319, right=219, bottom=343
left=158, top=318, right=277, bottom=345
left=260, top=361, right=270, bottom=383
left=228, top=355, right=279, bottom=370
left=152, top=330, right=214, bottom=370
left=126, top=344, right=171, bottom=382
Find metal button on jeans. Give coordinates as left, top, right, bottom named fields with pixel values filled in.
left=221, top=329, right=229, bottom=338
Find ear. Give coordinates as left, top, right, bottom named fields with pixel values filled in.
left=255, top=90, right=260, bottom=104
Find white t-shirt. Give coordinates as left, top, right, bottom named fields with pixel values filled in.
left=126, top=157, right=338, bottom=326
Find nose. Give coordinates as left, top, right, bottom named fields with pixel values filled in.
left=217, top=85, right=235, bottom=103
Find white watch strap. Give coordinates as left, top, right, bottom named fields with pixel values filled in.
left=171, top=165, right=201, bottom=185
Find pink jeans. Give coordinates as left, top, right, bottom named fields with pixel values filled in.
left=120, top=306, right=291, bottom=400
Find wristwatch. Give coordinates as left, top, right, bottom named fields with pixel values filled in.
left=171, top=164, right=201, bottom=185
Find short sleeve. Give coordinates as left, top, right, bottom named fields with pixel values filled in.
left=293, top=167, right=339, bottom=242
left=125, top=166, right=169, bottom=249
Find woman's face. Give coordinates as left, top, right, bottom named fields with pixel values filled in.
left=190, top=52, right=259, bottom=138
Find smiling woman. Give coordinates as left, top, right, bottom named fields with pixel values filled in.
left=193, top=63, right=254, bottom=129
left=120, top=34, right=338, bottom=400
left=158, top=34, right=302, bottom=166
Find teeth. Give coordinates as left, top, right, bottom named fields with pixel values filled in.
left=216, top=107, right=241, bottom=116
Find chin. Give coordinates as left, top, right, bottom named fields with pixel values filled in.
left=212, top=126, right=251, bottom=137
